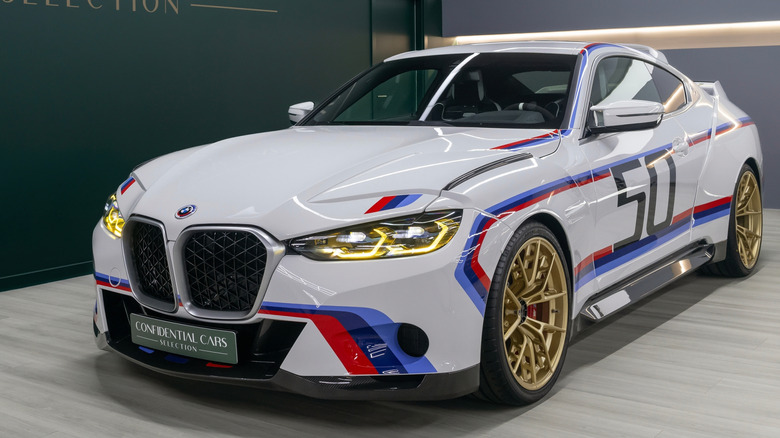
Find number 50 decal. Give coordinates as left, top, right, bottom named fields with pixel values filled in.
left=611, top=150, right=676, bottom=250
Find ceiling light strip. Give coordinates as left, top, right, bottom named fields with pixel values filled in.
left=455, top=20, right=780, bottom=50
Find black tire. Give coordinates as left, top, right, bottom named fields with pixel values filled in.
left=477, top=221, right=571, bottom=405
left=701, top=164, right=762, bottom=277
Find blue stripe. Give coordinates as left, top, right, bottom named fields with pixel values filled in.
left=592, top=143, right=671, bottom=175
left=693, top=202, right=731, bottom=227
left=575, top=199, right=732, bottom=289
left=120, top=177, right=135, bottom=191
left=394, top=193, right=422, bottom=208
left=94, top=272, right=131, bottom=289
left=501, top=135, right=559, bottom=151
left=164, top=354, right=189, bottom=364
left=381, top=195, right=406, bottom=211
left=693, top=202, right=730, bottom=222
left=594, top=218, right=690, bottom=274
left=574, top=266, right=598, bottom=291
left=693, top=208, right=729, bottom=226
left=567, top=43, right=622, bottom=129
left=487, top=177, right=575, bottom=216
left=455, top=213, right=493, bottom=315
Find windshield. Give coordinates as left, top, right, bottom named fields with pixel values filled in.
left=305, top=52, right=578, bottom=129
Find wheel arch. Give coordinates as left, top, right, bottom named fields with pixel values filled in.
left=521, top=212, right=574, bottom=286
left=745, top=156, right=761, bottom=190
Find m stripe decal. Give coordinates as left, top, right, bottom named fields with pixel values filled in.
left=455, top=115, right=754, bottom=313
left=120, top=177, right=136, bottom=194
left=365, top=194, right=422, bottom=214
left=259, top=302, right=436, bottom=375
left=94, top=272, right=131, bottom=292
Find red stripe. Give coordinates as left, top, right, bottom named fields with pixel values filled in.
left=588, top=172, right=612, bottom=185
left=206, top=362, right=233, bottom=368
left=574, top=171, right=611, bottom=188
left=491, top=130, right=558, bottom=150
left=468, top=171, right=604, bottom=290
left=470, top=218, right=497, bottom=291
left=95, top=280, right=131, bottom=293
left=120, top=179, right=135, bottom=194
left=690, top=135, right=710, bottom=146
left=693, top=196, right=731, bottom=215
left=672, top=207, right=693, bottom=225
left=468, top=190, right=558, bottom=288
left=593, top=245, right=613, bottom=261
left=257, top=309, right=378, bottom=375
left=741, top=121, right=755, bottom=127
left=573, top=254, right=594, bottom=276
left=365, top=196, right=396, bottom=214
left=572, top=201, right=723, bottom=280
left=574, top=245, right=613, bottom=277
left=550, top=182, right=578, bottom=197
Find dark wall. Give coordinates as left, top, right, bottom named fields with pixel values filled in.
left=442, top=0, right=780, bottom=36
left=0, top=1, right=373, bottom=290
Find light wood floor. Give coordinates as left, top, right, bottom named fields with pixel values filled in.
left=2, top=211, right=780, bottom=437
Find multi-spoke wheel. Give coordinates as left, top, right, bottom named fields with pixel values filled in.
left=478, top=221, right=570, bottom=405
left=702, top=164, right=762, bottom=277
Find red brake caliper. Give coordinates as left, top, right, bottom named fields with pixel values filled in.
left=527, top=304, right=537, bottom=320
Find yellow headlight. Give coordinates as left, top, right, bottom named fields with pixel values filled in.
left=290, top=211, right=461, bottom=261
left=102, top=194, right=125, bottom=238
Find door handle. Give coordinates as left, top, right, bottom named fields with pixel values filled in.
left=672, top=137, right=688, bottom=156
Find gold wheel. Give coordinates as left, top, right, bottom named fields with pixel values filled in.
left=735, top=171, right=762, bottom=269
left=501, top=237, right=568, bottom=391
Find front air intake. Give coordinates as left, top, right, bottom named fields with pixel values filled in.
left=183, top=230, right=267, bottom=312
left=128, top=220, right=175, bottom=308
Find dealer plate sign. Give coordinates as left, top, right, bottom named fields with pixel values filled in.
left=130, top=314, right=238, bottom=364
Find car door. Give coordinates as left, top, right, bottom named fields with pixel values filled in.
left=579, top=56, right=692, bottom=291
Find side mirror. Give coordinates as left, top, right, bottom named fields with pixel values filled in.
left=288, top=101, right=314, bottom=125
left=588, top=100, right=664, bottom=134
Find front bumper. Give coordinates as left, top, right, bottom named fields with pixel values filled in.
left=94, top=289, right=478, bottom=400
left=91, top=207, right=503, bottom=400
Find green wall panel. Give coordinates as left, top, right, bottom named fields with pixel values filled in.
left=0, top=0, right=372, bottom=290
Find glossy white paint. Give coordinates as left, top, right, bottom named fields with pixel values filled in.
left=92, top=41, right=761, bottom=395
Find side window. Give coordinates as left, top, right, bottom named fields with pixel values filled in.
left=590, top=57, right=660, bottom=107
left=647, top=65, right=687, bottom=113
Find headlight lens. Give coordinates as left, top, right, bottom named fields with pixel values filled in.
left=102, top=193, right=125, bottom=238
left=290, top=210, right=461, bottom=261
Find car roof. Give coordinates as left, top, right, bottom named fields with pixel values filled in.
left=385, top=41, right=667, bottom=63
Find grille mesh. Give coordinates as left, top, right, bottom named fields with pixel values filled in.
left=130, top=222, right=174, bottom=303
left=184, top=230, right=267, bottom=312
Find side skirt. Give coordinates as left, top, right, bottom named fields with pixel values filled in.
left=574, top=240, right=716, bottom=334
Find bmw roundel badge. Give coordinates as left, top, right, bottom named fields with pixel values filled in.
left=175, top=204, right=197, bottom=219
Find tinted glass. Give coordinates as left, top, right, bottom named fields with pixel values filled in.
left=334, top=69, right=438, bottom=122
left=648, top=64, right=687, bottom=113
left=590, top=57, right=687, bottom=114
left=306, top=52, right=577, bottom=129
left=590, top=57, right=660, bottom=106
left=309, top=54, right=465, bottom=125
left=429, top=53, right=577, bottom=129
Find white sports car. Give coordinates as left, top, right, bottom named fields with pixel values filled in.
left=92, top=41, right=763, bottom=404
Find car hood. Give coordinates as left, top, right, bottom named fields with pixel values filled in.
left=128, top=126, right=560, bottom=239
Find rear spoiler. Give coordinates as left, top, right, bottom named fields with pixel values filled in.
left=696, top=81, right=728, bottom=101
